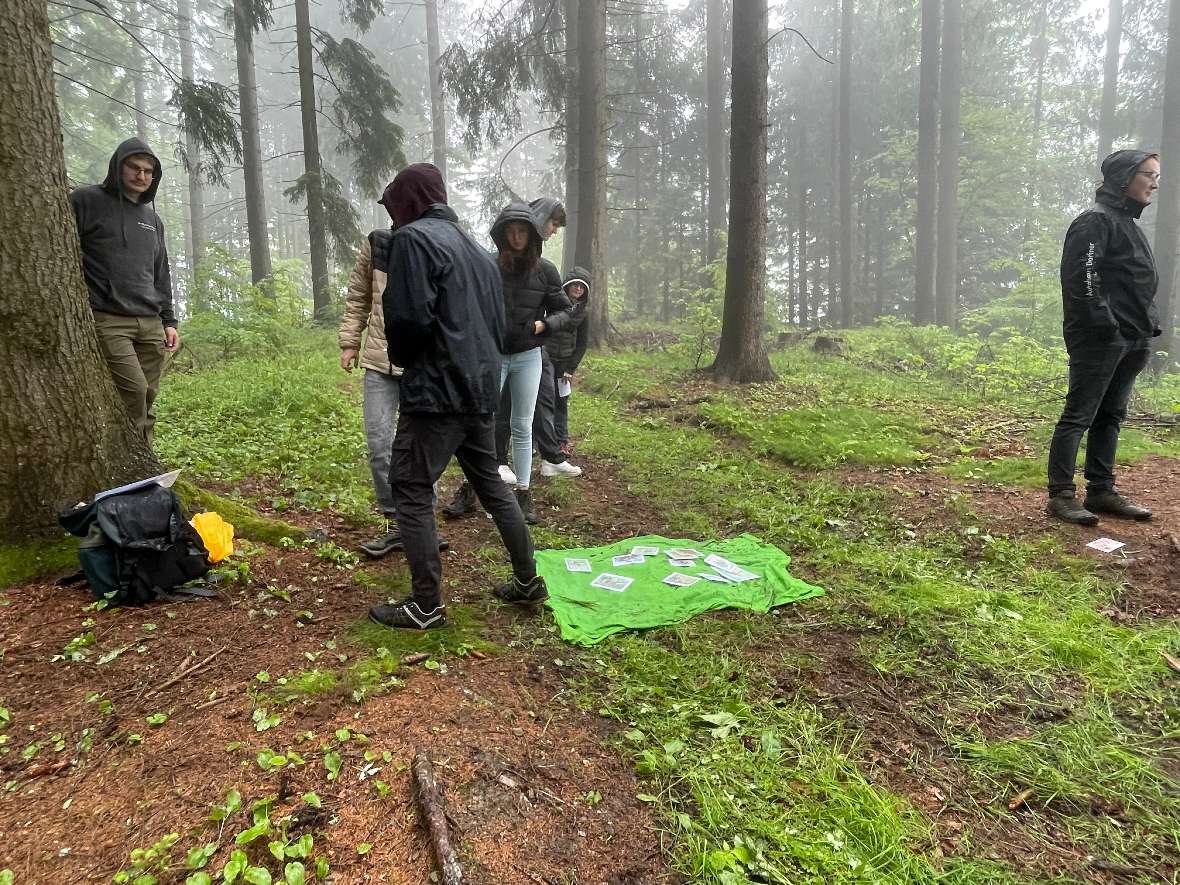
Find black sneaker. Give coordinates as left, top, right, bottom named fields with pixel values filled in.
left=1046, top=492, right=1099, bottom=526
left=442, top=482, right=478, bottom=519
left=1084, top=490, right=1152, bottom=521
left=359, top=530, right=403, bottom=558
left=493, top=574, right=549, bottom=607
left=368, top=599, right=447, bottom=630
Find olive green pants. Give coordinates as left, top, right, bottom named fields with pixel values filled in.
left=92, top=311, right=166, bottom=444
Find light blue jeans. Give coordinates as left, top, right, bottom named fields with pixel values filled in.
left=363, top=369, right=400, bottom=516
left=499, top=347, right=543, bottom=489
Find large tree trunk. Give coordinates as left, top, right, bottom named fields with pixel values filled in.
left=837, top=0, right=854, bottom=328
left=1023, top=0, right=1047, bottom=248
left=1154, top=0, right=1180, bottom=358
left=935, top=0, right=961, bottom=327
left=128, top=0, right=149, bottom=141
left=1098, top=0, right=1123, bottom=162
left=1, top=0, right=159, bottom=542
left=796, top=124, right=809, bottom=326
left=914, top=0, right=939, bottom=324
left=233, top=0, right=272, bottom=284
left=562, top=0, right=579, bottom=275
left=711, top=0, right=775, bottom=384
left=705, top=0, right=727, bottom=265
left=295, top=0, right=331, bottom=318
left=177, top=0, right=205, bottom=279
left=425, top=0, right=446, bottom=177
left=575, top=0, right=608, bottom=346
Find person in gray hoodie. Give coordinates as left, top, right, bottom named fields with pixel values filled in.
left=71, top=137, right=178, bottom=443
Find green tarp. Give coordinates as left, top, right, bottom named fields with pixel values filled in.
left=536, top=533, right=824, bottom=646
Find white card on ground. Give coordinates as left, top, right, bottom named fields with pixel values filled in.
left=697, top=572, right=731, bottom=583
left=564, top=558, right=592, bottom=572
left=591, top=573, right=633, bottom=592
left=631, top=545, right=660, bottom=556
left=666, top=547, right=704, bottom=560
left=1086, top=537, right=1126, bottom=554
left=704, top=553, right=759, bottom=581
left=663, top=572, right=700, bottom=587
left=612, top=553, right=645, bottom=567
left=668, top=558, right=696, bottom=568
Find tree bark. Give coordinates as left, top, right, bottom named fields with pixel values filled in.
left=177, top=0, right=205, bottom=281
left=295, top=0, right=331, bottom=318
left=711, top=0, right=775, bottom=383
left=705, top=0, right=727, bottom=265
left=0, top=0, right=159, bottom=542
left=233, top=0, right=272, bottom=284
left=798, top=183, right=809, bottom=326
left=562, top=0, right=579, bottom=275
left=128, top=0, right=149, bottom=141
left=1024, top=0, right=1047, bottom=247
left=575, top=0, right=608, bottom=346
left=914, top=0, right=939, bottom=324
left=838, top=0, right=854, bottom=327
left=1098, top=0, right=1123, bottom=163
left=425, top=0, right=447, bottom=178
left=1154, top=0, right=1180, bottom=358
left=935, top=0, right=960, bottom=328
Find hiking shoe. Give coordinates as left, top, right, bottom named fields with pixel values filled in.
left=493, top=574, right=549, bottom=607
left=1047, top=492, right=1099, bottom=526
left=368, top=599, right=446, bottom=630
left=514, top=487, right=538, bottom=525
left=359, top=530, right=403, bottom=558
left=1084, top=490, right=1152, bottom=521
left=442, top=482, right=477, bottom=519
left=498, top=464, right=518, bottom=485
left=541, top=459, right=582, bottom=477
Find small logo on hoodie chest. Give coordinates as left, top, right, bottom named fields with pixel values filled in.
left=136, top=221, right=156, bottom=232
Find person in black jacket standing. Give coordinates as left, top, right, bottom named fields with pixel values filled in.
left=1047, top=149, right=1162, bottom=525
left=487, top=203, right=577, bottom=522
left=368, top=165, right=547, bottom=630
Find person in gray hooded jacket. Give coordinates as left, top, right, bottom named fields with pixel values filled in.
left=70, top=137, right=178, bottom=443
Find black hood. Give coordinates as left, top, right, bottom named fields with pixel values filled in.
left=1096, top=149, right=1157, bottom=219
left=528, top=197, right=564, bottom=236
left=102, top=137, right=163, bottom=203
left=562, top=266, right=591, bottom=297
left=490, top=202, right=544, bottom=252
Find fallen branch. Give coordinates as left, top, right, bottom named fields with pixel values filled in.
left=149, top=646, right=228, bottom=696
left=1007, top=787, right=1035, bottom=811
left=1162, top=651, right=1180, bottom=676
left=411, top=748, right=463, bottom=885
left=402, top=652, right=430, bottom=666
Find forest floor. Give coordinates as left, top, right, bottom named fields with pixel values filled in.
left=0, top=327, right=1177, bottom=885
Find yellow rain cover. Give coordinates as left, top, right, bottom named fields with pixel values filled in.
left=191, top=511, right=235, bottom=563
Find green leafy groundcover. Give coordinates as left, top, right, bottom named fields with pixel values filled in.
left=536, top=534, right=824, bottom=646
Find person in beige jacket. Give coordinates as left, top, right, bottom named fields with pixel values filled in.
left=340, top=220, right=404, bottom=558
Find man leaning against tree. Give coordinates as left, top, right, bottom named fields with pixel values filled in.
left=1047, top=149, right=1162, bottom=526
left=70, top=137, right=179, bottom=444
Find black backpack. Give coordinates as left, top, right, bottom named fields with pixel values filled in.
left=59, top=484, right=211, bottom=605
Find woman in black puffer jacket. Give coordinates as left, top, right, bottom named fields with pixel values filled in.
left=488, top=203, right=576, bottom=519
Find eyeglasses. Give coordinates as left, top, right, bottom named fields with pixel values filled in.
left=1135, top=171, right=1161, bottom=183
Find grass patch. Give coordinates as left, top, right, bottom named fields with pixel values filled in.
left=570, top=355, right=1179, bottom=880
left=0, top=537, right=78, bottom=589
left=157, top=329, right=377, bottom=521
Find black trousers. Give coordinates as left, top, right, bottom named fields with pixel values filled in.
left=1047, top=337, right=1151, bottom=496
left=495, top=349, right=566, bottom=465
left=391, top=412, right=536, bottom=609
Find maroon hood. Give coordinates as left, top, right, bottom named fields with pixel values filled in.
left=379, top=163, right=447, bottom=228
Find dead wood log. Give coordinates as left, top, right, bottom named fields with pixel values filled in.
left=411, top=748, right=463, bottom=885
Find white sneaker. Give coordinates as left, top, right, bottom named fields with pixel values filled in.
left=541, top=459, right=582, bottom=477
left=498, top=464, right=518, bottom=484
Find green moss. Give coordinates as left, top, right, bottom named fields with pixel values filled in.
left=175, top=480, right=304, bottom=546
left=0, top=537, right=79, bottom=590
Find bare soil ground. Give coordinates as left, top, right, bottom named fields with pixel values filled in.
left=0, top=445, right=1174, bottom=883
